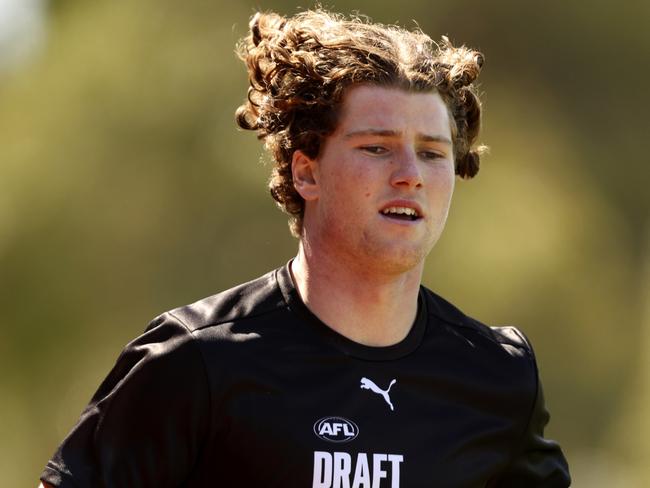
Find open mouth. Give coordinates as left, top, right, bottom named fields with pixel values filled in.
left=380, top=206, right=422, bottom=221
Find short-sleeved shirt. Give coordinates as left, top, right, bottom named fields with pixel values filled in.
left=41, top=263, right=570, bottom=487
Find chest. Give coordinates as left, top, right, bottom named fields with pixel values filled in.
left=202, top=344, right=529, bottom=487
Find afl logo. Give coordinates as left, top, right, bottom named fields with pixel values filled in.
left=313, top=416, right=359, bottom=443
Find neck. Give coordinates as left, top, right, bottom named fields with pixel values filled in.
left=291, top=241, right=423, bottom=347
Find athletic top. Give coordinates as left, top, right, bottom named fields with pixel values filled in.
left=41, top=262, right=570, bottom=487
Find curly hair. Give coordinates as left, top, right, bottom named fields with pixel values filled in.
left=236, top=9, right=486, bottom=237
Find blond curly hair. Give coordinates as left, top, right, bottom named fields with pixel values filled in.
left=236, top=9, right=485, bottom=236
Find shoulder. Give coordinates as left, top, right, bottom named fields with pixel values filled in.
left=421, top=286, right=537, bottom=370
left=149, top=267, right=287, bottom=335
left=108, top=267, right=290, bottom=404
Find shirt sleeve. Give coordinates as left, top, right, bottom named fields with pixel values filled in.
left=487, top=332, right=571, bottom=487
left=40, top=313, right=211, bottom=488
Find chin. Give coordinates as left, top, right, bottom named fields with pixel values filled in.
left=361, top=241, right=432, bottom=275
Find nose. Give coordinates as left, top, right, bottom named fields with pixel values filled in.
left=389, top=148, right=423, bottom=189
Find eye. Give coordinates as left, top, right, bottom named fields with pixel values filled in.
left=360, top=145, right=388, bottom=155
left=419, top=150, right=445, bottom=161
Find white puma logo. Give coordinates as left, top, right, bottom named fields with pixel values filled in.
left=360, top=377, right=397, bottom=411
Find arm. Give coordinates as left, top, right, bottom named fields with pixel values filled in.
left=487, top=377, right=571, bottom=487
left=39, top=315, right=211, bottom=487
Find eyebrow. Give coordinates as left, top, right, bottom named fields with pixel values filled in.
left=343, top=129, right=452, bottom=145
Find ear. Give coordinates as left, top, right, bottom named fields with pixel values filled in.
left=291, top=150, right=320, bottom=201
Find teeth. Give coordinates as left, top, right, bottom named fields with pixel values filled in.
left=382, top=206, right=418, bottom=217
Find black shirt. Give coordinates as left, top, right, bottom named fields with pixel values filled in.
left=41, top=263, right=570, bottom=487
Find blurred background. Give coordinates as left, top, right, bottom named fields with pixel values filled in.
left=0, top=0, right=647, bottom=486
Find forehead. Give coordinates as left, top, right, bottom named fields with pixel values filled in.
left=334, top=84, right=452, bottom=139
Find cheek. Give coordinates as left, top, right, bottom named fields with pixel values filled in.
left=445, top=172, right=456, bottom=196
left=428, top=169, right=455, bottom=210
left=430, top=165, right=455, bottom=191
left=335, top=166, right=376, bottom=202
left=442, top=177, right=455, bottom=205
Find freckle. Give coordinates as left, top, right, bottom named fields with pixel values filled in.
left=365, top=193, right=371, bottom=197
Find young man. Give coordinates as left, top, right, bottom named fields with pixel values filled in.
left=40, top=9, right=570, bottom=487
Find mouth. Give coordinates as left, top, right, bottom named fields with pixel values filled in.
left=379, top=206, right=422, bottom=222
